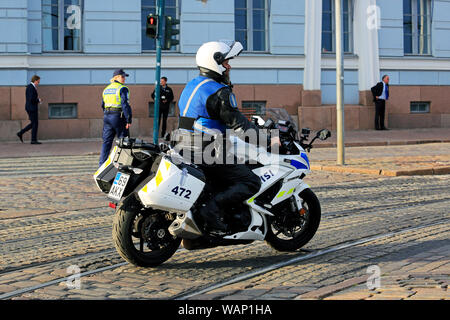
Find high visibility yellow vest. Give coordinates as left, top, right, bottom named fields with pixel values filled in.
left=102, top=81, right=129, bottom=109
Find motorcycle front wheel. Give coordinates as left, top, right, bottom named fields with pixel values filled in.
left=112, top=196, right=181, bottom=267
left=265, top=188, right=321, bottom=252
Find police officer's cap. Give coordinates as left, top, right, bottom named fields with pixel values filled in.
left=113, top=69, right=129, bottom=77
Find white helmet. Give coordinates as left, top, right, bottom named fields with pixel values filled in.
left=196, top=40, right=244, bottom=75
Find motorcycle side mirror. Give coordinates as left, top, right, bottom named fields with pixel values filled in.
left=316, top=129, right=331, bottom=141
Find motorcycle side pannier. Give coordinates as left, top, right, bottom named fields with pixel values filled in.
left=137, top=157, right=206, bottom=213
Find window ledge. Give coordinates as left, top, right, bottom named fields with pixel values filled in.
left=403, top=54, right=434, bottom=58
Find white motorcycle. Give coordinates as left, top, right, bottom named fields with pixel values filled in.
left=94, top=109, right=331, bottom=267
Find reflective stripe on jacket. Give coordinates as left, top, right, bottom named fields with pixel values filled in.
left=178, top=76, right=227, bottom=134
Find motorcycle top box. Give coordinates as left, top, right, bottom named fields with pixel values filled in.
left=93, top=146, right=120, bottom=194
left=94, top=145, right=134, bottom=194
left=94, top=138, right=160, bottom=197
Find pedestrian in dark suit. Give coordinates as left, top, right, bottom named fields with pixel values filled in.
left=17, top=75, right=42, bottom=144
left=371, top=75, right=390, bottom=130
left=151, top=76, right=174, bottom=139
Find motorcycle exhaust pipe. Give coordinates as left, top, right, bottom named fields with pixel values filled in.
left=168, top=210, right=203, bottom=239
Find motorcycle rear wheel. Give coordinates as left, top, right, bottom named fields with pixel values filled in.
left=112, top=197, right=181, bottom=267
left=265, top=188, right=321, bottom=252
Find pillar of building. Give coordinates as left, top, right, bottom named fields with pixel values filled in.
left=302, top=0, right=322, bottom=107
left=354, top=0, right=380, bottom=106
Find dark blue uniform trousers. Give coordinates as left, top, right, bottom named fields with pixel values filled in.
left=99, top=112, right=129, bottom=166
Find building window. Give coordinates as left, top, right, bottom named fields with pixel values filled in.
left=42, top=0, right=82, bottom=52
left=403, top=0, right=431, bottom=55
left=149, top=101, right=176, bottom=117
left=235, top=0, right=269, bottom=52
left=141, top=0, right=178, bottom=51
left=321, top=0, right=353, bottom=53
left=48, top=103, right=78, bottom=119
left=410, top=101, right=430, bottom=113
left=242, top=101, right=266, bottom=116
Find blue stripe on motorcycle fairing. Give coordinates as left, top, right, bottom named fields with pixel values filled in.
left=301, top=152, right=310, bottom=167
left=290, top=159, right=308, bottom=170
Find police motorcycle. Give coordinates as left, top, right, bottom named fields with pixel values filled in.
left=94, top=108, right=331, bottom=267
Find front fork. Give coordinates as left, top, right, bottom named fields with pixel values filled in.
left=293, top=181, right=310, bottom=209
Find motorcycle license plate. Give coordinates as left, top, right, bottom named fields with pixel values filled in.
left=108, top=172, right=130, bottom=201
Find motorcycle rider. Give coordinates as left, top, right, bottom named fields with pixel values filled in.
left=175, top=41, right=277, bottom=232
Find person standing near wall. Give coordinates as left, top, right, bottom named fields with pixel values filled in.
left=151, top=76, right=174, bottom=139
left=371, top=75, right=390, bottom=130
left=17, top=75, right=42, bottom=144
left=98, top=69, right=132, bottom=167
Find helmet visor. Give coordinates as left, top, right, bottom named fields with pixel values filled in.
left=223, top=41, right=244, bottom=60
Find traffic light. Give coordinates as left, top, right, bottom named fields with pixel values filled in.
left=164, top=16, right=180, bottom=49
left=146, top=13, right=158, bottom=38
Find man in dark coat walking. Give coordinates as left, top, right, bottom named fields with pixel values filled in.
left=371, top=75, right=390, bottom=130
left=17, top=75, right=42, bottom=144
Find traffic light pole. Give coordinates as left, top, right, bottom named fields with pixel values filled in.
left=153, top=0, right=165, bottom=144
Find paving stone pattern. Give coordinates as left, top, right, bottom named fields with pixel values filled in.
left=0, top=146, right=448, bottom=300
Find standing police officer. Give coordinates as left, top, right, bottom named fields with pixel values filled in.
left=99, top=69, right=132, bottom=167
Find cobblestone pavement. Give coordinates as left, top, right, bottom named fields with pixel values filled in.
left=0, top=155, right=103, bottom=219
left=189, top=223, right=449, bottom=300
left=0, top=145, right=448, bottom=300
left=309, top=142, right=450, bottom=176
